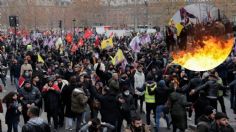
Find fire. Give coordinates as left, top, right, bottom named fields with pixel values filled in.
left=172, top=36, right=235, bottom=71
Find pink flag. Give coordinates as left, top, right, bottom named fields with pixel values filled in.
left=129, top=36, right=141, bottom=53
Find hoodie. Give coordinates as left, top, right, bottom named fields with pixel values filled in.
left=156, top=80, right=172, bottom=105
left=71, top=88, right=88, bottom=113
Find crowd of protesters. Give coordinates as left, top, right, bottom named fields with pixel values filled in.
left=0, top=25, right=235, bottom=132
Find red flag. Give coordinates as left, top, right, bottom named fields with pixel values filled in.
left=66, top=33, right=73, bottom=44
left=94, top=36, right=100, bottom=47
left=84, top=29, right=93, bottom=39
left=78, top=38, right=84, bottom=47
left=18, top=76, right=25, bottom=88
left=71, top=43, right=78, bottom=53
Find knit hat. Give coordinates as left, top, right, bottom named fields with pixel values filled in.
left=204, top=106, right=216, bottom=116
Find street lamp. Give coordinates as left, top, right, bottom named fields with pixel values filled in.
left=72, top=18, right=76, bottom=36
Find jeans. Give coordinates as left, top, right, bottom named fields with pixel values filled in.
left=155, top=105, right=170, bottom=132
left=14, top=78, right=19, bottom=89
left=65, top=117, right=73, bottom=129
left=76, top=113, right=83, bottom=132
left=7, top=120, right=18, bottom=132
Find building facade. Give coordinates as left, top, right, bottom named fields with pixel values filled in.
left=0, top=0, right=235, bottom=30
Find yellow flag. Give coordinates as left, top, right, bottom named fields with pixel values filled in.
left=176, top=23, right=184, bottom=36
left=110, top=49, right=125, bottom=65
left=37, top=54, right=44, bottom=63
left=101, top=38, right=113, bottom=49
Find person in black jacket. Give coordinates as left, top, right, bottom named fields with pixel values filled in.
left=42, top=77, right=61, bottom=130
left=22, top=106, right=50, bottom=132
left=91, top=81, right=122, bottom=132
left=190, top=74, right=222, bottom=110
left=3, top=91, right=21, bottom=132
left=18, top=80, right=42, bottom=123
left=193, top=91, right=210, bottom=124
left=117, top=85, right=135, bottom=127
left=155, top=80, right=172, bottom=131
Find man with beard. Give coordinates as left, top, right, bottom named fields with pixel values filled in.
left=196, top=106, right=216, bottom=132
left=125, top=116, right=150, bottom=132
left=18, top=79, right=42, bottom=123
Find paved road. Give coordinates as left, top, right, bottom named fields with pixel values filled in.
left=0, top=74, right=236, bottom=132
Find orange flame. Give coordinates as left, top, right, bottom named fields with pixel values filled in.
left=172, top=36, right=234, bottom=71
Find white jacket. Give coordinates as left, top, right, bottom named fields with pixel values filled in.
left=134, top=70, right=145, bottom=96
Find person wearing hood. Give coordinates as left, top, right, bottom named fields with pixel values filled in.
left=155, top=80, right=172, bottom=131
left=196, top=106, right=216, bottom=132
left=71, top=85, right=88, bottom=132
left=137, top=74, right=157, bottom=128
left=42, top=77, right=61, bottom=130
left=22, top=106, right=50, bottom=132
left=18, top=79, right=42, bottom=124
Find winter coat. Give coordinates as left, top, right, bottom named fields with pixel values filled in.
left=156, top=80, right=172, bottom=105
left=117, top=93, right=135, bottom=112
left=22, top=117, right=50, bottom=132
left=91, top=86, right=121, bottom=123
left=195, top=79, right=223, bottom=99
left=18, top=86, right=42, bottom=109
left=61, top=84, right=76, bottom=117
left=209, top=121, right=234, bottom=132
left=186, top=77, right=202, bottom=102
left=108, top=78, right=120, bottom=94
left=134, top=71, right=145, bottom=96
left=71, top=88, right=88, bottom=114
left=5, top=101, right=21, bottom=124
left=196, top=115, right=212, bottom=132
left=42, top=84, right=61, bottom=113
left=169, top=91, right=190, bottom=130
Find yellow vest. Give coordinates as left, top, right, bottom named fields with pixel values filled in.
left=144, top=82, right=156, bottom=103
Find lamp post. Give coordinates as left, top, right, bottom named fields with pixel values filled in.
left=72, top=18, right=76, bottom=36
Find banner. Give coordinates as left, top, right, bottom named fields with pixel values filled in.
left=110, top=49, right=126, bottom=65
left=101, top=38, right=113, bottom=50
